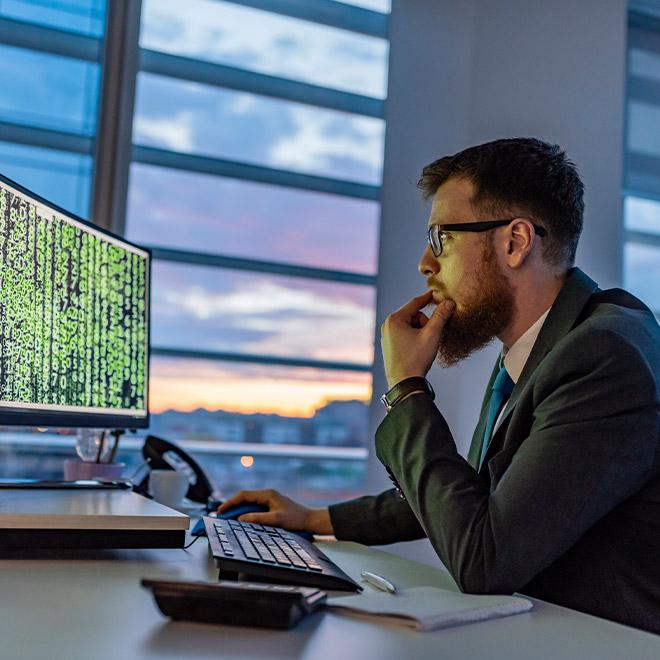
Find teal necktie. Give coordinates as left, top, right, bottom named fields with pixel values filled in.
left=478, top=364, right=514, bottom=469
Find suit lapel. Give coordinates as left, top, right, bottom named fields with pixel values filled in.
left=481, top=268, right=600, bottom=469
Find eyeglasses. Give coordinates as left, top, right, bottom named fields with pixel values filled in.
left=426, top=219, right=547, bottom=257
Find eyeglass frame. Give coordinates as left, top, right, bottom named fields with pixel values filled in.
left=426, top=219, right=547, bottom=257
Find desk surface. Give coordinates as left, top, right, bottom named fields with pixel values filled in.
left=0, top=531, right=658, bottom=660
left=0, top=490, right=189, bottom=529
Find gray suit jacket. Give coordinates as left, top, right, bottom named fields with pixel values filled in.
left=329, top=268, right=660, bottom=633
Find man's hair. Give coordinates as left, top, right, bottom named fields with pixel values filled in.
left=418, top=137, right=584, bottom=266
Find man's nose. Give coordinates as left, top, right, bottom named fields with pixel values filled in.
left=418, top=244, right=439, bottom=277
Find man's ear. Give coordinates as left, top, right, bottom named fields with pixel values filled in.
left=505, top=219, right=536, bottom=268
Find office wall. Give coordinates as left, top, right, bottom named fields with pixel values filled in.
left=367, top=0, right=627, bottom=566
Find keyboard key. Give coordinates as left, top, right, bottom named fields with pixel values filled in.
left=234, top=531, right=260, bottom=560
left=273, top=539, right=308, bottom=569
left=295, top=549, right=323, bottom=569
left=251, top=539, right=276, bottom=563
left=272, top=552, right=292, bottom=566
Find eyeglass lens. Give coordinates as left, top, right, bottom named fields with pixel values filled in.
left=428, top=225, right=443, bottom=256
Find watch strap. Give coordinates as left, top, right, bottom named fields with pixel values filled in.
left=380, top=377, right=434, bottom=412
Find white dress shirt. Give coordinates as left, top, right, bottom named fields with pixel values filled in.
left=493, top=309, right=551, bottom=430
left=502, top=308, right=551, bottom=384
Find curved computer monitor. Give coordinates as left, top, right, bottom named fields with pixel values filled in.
left=0, top=173, right=150, bottom=429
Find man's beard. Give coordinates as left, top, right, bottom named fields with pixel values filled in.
left=436, top=240, right=515, bottom=367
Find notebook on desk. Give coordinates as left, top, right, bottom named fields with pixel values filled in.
left=327, top=586, right=533, bottom=631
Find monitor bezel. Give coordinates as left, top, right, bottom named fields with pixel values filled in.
left=0, top=171, right=151, bottom=430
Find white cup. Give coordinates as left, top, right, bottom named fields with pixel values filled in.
left=149, top=470, right=189, bottom=508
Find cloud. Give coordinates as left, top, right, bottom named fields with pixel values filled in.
left=268, top=106, right=384, bottom=176
left=150, top=273, right=375, bottom=363
left=133, top=110, right=196, bottom=152
left=133, top=71, right=384, bottom=184
left=141, top=0, right=388, bottom=98
left=161, top=279, right=364, bottom=319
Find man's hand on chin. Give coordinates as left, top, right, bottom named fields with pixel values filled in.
left=381, top=290, right=455, bottom=389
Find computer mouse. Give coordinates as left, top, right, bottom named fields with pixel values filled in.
left=190, top=503, right=269, bottom=536
left=191, top=516, right=211, bottom=536
left=218, top=502, right=269, bottom=520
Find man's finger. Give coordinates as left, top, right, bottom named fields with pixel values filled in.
left=238, top=512, right=279, bottom=525
left=425, top=299, right=455, bottom=331
left=412, top=311, right=430, bottom=329
left=396, top=290, right=434, bottom=316
left=218, top=490, right=269, bottom=512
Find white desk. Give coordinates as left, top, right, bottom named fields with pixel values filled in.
left=0, top=489, right=189, bottom=530
left=0, top=489, right=189, bottom=549
left=0, top=531, right=658, bottom=660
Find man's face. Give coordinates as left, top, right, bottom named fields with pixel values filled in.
left=418, top=177, right=516, bottom=366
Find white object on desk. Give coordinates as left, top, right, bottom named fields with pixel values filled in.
left=361, top=570, right=397, bottom=593
left=328, top=586, right=533, bottom=632
left=149, top=469, right=189, bottom=508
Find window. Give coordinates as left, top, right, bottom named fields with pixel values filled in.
left=0, top=0, right=107, bottom=477
left=624, top=9, right=660, bottom=319
left=133, top=72, right=384, bottom=184
left=139, top=0, right=388, bottom=98
left=126, top=164, right=380, bottom=272
left=0, top=0, right=389, bottom=504
left=0, top=1, right=103, bottom=215
left=129, top=0, right=388, bottom=503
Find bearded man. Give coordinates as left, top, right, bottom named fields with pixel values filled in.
left=219, top=138, right=660, bottom=634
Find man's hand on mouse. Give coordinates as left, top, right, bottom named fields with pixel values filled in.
left=217, top=489, right=334, bottom=535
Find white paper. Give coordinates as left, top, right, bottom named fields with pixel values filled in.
left=327, top=586, right=533, bottom=632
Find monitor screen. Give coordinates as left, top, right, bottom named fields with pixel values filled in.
left=0, top=173, right=150, bottom=428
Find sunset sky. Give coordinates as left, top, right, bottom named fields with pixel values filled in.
left=149, top=358, right=372, bottom=417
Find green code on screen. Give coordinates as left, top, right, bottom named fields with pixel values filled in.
left=0, top=184, right=147, bottom=411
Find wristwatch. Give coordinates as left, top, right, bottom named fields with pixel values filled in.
left=380, top=377, right=435, bottom=412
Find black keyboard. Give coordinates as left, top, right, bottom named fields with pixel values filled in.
left=204, top=517, right=361, bottom=592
